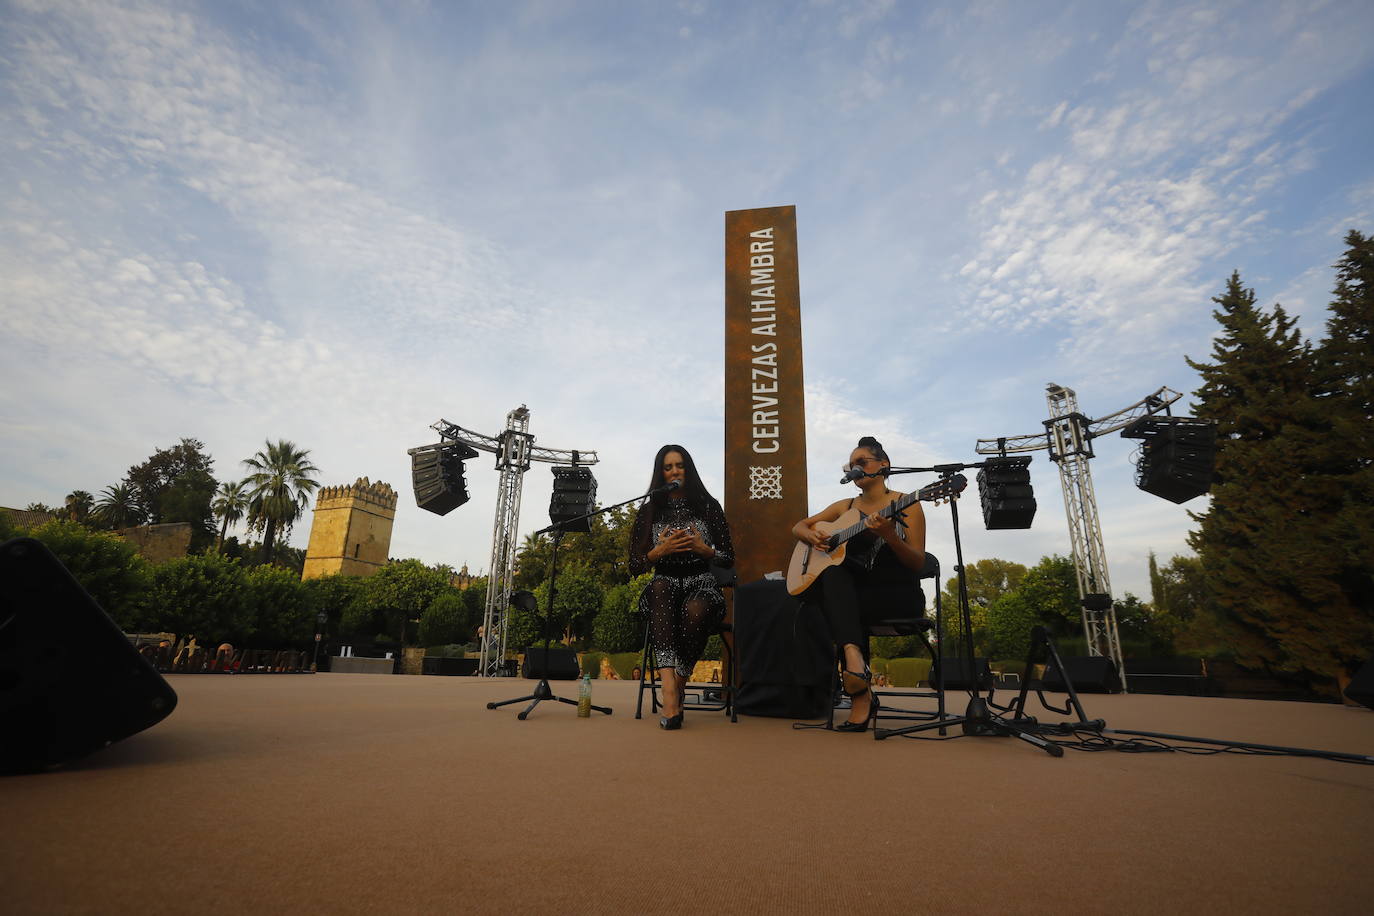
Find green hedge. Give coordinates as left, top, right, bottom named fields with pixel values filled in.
left=887, top=657, right=932, bottom=687
left=609, top=651, right=644, bottom=680
left=579, top=651, right=607, bottom=678
left=993, top=659, right=1027, bottom=676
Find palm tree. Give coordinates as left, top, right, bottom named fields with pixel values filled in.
left=211, top=479, right=251, bottom=551
left=64, top=490, right=95, bottom=523
left=93, top=484, right=144, bottom=529
left=243, top=440, right=320, bottom=563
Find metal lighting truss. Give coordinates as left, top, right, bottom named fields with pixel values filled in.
left=975, top=384, right=1182, bottom=683
left=420, top=406, right=598, bottom=677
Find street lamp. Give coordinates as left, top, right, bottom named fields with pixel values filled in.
left=312, top=611, right=328, bottom=672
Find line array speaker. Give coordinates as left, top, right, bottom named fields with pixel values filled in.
left=411, top=442, right=479, bottom=516
left=977, top=456, right=1036, bottom=529
left=549, top=466, right=597, bottom=532
left=1121, top=416, right=1216, bottom=504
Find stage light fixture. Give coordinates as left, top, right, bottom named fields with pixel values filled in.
left=978, top=456, right=1036, bottom=529
left=548, top=465, right=597, bottom=532
left=1121, top=416, right=1216, bottom=504
left=411, top=442, right=479, bottom=516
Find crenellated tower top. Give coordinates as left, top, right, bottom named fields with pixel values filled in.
left=314, top=477, right=398, bottom=510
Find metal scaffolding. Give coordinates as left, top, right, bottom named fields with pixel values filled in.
left=419, top=406, right=597, bottom=677
left=976, top=384, right=1182, bottom=682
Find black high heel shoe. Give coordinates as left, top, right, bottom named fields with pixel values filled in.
left=835, top=691, right=879, bottom=733
left=659, top=711, right=684, bottom=730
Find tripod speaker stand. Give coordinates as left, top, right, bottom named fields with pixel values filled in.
left=873, top=463, right=1062, bottom=757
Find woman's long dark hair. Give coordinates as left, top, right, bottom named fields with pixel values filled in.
left=645, top=444, right=712, bottom=515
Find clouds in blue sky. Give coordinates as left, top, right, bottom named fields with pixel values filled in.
left=3, top=0, right=1371, bottom=599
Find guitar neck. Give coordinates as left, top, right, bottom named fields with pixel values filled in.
left=830, top=491, right=920, bottom=546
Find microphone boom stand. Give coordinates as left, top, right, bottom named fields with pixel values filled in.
left=486, top=486, right=666, bottom=719
left=873, top=462, right=1062, bottom=756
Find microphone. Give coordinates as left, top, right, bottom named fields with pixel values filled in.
left=839, top=466, right=866, bottom=484
left=665, top=479, right=682, bottom=491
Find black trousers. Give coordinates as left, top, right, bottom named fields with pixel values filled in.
left=816, top=560, right=923, bottom=664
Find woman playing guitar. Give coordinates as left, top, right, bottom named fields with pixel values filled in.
left=790, top=436, right=927, bottom=732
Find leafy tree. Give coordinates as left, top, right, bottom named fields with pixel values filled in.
left=1015, top=555, right=1080, bottom=638
left=939, top=557, right=1029, bottom=649
left=354, top=559, right=453, bottom=645
left=244, top=564, right=313, bottom=647
left=419, top=590, right=471, bottom=646
left=93, top=483, right=145, bottom=529
left=302, top=573, right=364, bottom=634
left=984, top=590, right=1042, bottom=661
left=211, top=479, right=251, bottom=550
left=1111, top=592, right=1172, bottom=655
left=532, top=566, right=604, bottom=645
left=26, top=502, right=57, bottom=515
left=242, top=439, right=320, bottom=564
left=160, top=467, right=218, bottom=552
left=24, top=519, right=151, bottom=631
left=0, top=508, right=20, bottom=540
left=146, top=552, right=253, bottom=643
left=1185, top=267, right=1371, bottom=694
left=64, top=490, right=94, bottom=524
left=126, top=438, right=216, bottom=525
left=594, top=573, right=651, bottom=652
left=514, top=504, right=638, bottom=591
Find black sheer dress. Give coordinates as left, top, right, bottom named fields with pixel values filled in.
left=628, top=495, right=734, bottom=678
left=814, top=498, right=923, bottom=660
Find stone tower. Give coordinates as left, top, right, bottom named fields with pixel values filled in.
left=301, top=478, right=398, bottom=580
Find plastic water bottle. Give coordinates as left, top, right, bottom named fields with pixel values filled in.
left=577, top=674, right=592, bottom=717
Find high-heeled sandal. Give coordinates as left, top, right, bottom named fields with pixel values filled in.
left=840, top=667, right=871, bottom=697
left=659, top=711, right=684, bottom=730
left=835, top=691, right=879, bottom=733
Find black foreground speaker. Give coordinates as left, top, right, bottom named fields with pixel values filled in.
left=520, top=647, right=581, bottom=680
left=0, top=538, right=178, bottom=773
left=1042, top=655, right=1122, bottom=693
left=1344, top=657, right=1374, bottom=710
left=931, top=657, right=994, bottom=690
left=978, top=457, right=1036, bottom=529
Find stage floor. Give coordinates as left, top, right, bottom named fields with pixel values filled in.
left=3, top=674, right=1372, bottom=915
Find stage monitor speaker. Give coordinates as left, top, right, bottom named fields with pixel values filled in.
left=1344, top=657, right=1374, bottom=710
left=0, top=537, right=178, bottom=773
left=1042, top=655, right=1122, bottom=693
left=520, top=647, right=581, bottom=680
left=422, top=656, right=479, bottom=676
left=411, top=442, right=479, bottom=516
left=931, top=656, right=993, bottom=690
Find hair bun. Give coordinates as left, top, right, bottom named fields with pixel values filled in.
left=858, top=436, right=883, bottom=451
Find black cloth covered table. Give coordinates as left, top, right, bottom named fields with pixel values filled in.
left=733, top=578, right=831, bottom=718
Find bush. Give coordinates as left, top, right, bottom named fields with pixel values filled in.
left=419, top=590, right=470, bottom=646
left=25, top=519, right=151, bottom=630
left=580, top=651, right=607, bottom=678
left=424, top=644, right=467, bottom=658
left=609, top=651, right=644, bottom=680
left=593, top=574, right=649, bottom=653
left=869, top=657, right=891, bottom=678
left=887, top=657, right=931, bottom=687
left=993, top=659, right=1027, bottom=676
left=147, top=551, right=252, bottom=643
left=245, top=563, right=313, bottom=647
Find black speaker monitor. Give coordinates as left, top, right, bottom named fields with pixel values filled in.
left=0, top=538, right=178, bottom=773
left=932, top=656, right=994, bottom=690
left=1344, top=657, right=1374, bottom=711
left=1042, top=655, right=1122, bottom=693
left=520, top=647, right=581, bottom=680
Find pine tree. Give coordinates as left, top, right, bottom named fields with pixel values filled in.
left=1312, top=231, right=1374, bottom=692
left=1185, top=267, right=1372, bottom=694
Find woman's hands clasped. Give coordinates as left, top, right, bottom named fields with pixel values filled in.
left=650, top=525, right=712, bottom=560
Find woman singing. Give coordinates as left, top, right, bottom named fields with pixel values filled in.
left=791, top=436, right=926, bottom=732
left=629, top=444, right=735, bottom=730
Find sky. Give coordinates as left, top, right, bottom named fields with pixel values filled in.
left=3, top=0, right=1372, bottom=605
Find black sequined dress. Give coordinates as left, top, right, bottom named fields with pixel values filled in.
left=628, top=495, right=735, bottom=677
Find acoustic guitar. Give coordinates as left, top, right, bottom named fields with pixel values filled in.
left=785, top=475, right=967, bottom=596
